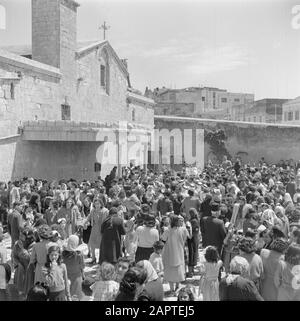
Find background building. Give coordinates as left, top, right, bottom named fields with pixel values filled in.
left=0, top=0, right=154, bottom=181
left=229, top=98, right=289, bottom=123
left=282, top=96, right=300, bottom=124
left=146, top=86, right=254, bottom=119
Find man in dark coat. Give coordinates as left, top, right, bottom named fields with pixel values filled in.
left=7, top=201, right=23, bottom=250
left=157, top=191, right=173, bottom=216
left=99, top=207, right=126, bottom=265
left=200, top=202, right=226, bottom=254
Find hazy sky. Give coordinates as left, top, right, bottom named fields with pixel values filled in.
left=0, top=0, right=299, bottom=100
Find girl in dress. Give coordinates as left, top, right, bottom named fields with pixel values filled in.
left=177, top=286, right=195, bottom=301
left=42, top=245, right=71, bottom=301
left=199, top=246, right=223, bottom=301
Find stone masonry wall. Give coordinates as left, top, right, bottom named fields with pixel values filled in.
left=76, top=49, right=128, bottom=123
left=154, top=116, right=300, bottom=166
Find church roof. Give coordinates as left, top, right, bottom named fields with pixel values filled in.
left=76, top=40, right=129, bottom=77
left=0, top=40, right=129, bottom=77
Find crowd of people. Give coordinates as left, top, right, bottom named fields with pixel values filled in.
left=0, top=157, right=300, bottom=301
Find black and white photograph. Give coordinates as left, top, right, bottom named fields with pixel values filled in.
left=0, top=0, right=300, bottom=306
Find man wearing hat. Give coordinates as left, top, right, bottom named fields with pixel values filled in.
left=200, top=202, right=226, bottom=255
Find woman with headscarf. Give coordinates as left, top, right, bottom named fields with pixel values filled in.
left=283, top=193, right=295, bottom=221
left=99, top=207, right=126, bottom=265
left=219, top=256, right=263, bottom=301
left=260, top=237, right=289, bottom=301
left=274, top=205, right=289, bottom=237
left=62, top=235, right=85, bottom=300
left=135, top=260, right=164, bottom=301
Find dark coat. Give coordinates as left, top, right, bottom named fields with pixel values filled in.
left=219, top=275, right=264, bottom=301
left=137, top=278, right=164, bottom=301
left=200, top=216, right=226, bottom=254
left=157, top=198, right=173, bottom=216
left=7, top=210, right=23, bottom=248
left=99, top=214, right=126, bottom=265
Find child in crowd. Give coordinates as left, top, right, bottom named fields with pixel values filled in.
left=26, top=283, right=48, bottom=301
left=199, top=246, right=223, bottom=301
left=57, top=218, right=67, bottom=240
left=42, top=245, right=71, bottom=301
left=62, top=235, right=85, bottom=300
left=91, top=262, right=119, bottom=301
left=177, top=286, right=195, bottom=301
left=149, top=240, right=164, bottom=278
left=124, top=215, right=138, bottom=261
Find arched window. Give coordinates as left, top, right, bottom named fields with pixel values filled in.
left=0, top=4, right=6, bottom=30
left=99, top=48, right=110, bottom=95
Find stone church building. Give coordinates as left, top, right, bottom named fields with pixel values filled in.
left=0, top=0, right=154, bottom=181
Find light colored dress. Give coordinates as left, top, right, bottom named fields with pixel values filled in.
left=30, top=239, right=50, bottom=284
left=260, top=248, right=284, bottom=301
left=274, top=261, right=300, bottom=301
left=241, top=252, right=264, bottom=290
left=87, top=207, right=108, bottom=249
left=162, top=226, right=188, bottom=283
left=200, top=260, right=223, bottom=301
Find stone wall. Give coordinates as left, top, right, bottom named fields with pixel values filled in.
left=76, top=49, right=128, bottom=123
left=154, top=116, right=300, bottom=166
left=0, top=60, right=61, bottom=139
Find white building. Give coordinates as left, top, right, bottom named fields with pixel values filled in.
left=282, top=96, right=300, bottom=124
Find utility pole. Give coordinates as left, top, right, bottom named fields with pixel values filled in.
left=99, top=21, right=110, bottom=40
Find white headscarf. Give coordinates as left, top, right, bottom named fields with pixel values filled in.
left=141, top=260, right=158, bottom=283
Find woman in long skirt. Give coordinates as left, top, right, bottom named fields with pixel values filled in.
left=162, top=215, right=191, bottom=295
left=85, top=199, right=108, bottom=264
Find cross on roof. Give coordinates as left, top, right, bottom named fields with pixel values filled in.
left=99, top=21, right=110, bottom=40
